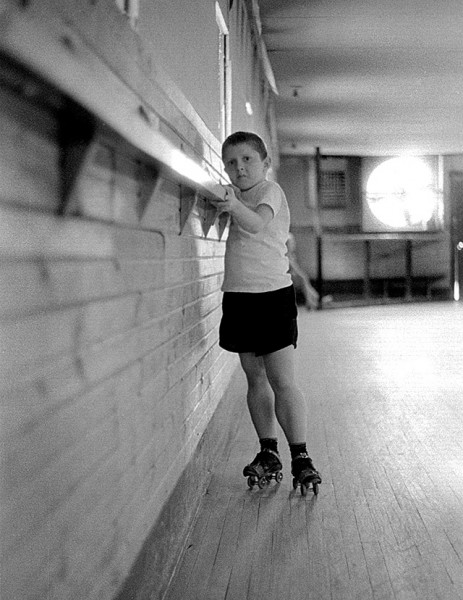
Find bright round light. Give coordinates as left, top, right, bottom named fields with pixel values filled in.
left=366, top=157, right=436, bottom=228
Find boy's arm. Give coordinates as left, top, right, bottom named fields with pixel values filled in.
left=211, top=187, right=273, bottom=233
left=230, top=201, right=273, bottom=233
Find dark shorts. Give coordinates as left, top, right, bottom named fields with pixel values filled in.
left=219, top=285, right=298, bottom=356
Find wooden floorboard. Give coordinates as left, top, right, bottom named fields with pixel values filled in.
left=164, top=302, right=463, bottom=600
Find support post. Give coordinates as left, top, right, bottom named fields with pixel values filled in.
left=57, top=100, right=97, bottom=215
left=179, top=187, right=198, bottom=234
left=364, top=240, right=372, bottom=298
left=315, top=147, right=323, bottom=309
left=405, top=240, right=412, bottom=300
left=317, top=235, right=323, bottom=309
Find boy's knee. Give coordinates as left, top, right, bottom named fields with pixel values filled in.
left=240, top=354, right=265, bottom=377
left=267, top=375, right=294, bottom=395
left=247, top=369, right=269, bottom=389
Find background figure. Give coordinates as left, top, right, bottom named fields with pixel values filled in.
left=287, top=233, right=332, bottom=310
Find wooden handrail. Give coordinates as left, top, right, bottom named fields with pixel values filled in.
left=0, top=4, right=226, bottom=203
left=318, top=231, right=447, bottom=242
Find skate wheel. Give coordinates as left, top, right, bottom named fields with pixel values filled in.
left=257, top=476, right=268, bottom=489
left=275, top=471, right=283, bottom=483
left=247, top=476, right=255, bottom=489
left=300, top=483, right=308, bottom=497
left=313, top=482, right=319, bottom=495
left=292, top=477, right=298, bottom=490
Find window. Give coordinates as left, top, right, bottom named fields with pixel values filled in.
left=216, top=3, right=232, bottom=140
left=115, top=0, right=139, bottom=27
left=365, top=156, right=443, bottom=231
left=320, top=170, right=347, bottom=208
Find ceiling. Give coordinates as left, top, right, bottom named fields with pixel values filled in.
left=258, top=0, right=463, bottom=157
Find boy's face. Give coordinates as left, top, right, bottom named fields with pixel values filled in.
left=222, top=143, right=270, bottom=191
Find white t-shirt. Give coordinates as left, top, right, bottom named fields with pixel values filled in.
left=222, top=180, right=292, bottom=293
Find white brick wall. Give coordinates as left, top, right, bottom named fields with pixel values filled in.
left=0, top=1, right=276, bottom=598
left=0, top=69, right=234, bottom=600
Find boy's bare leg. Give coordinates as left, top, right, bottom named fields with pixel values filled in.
left=239, top=352, right=277, bottom=439
left=262, top=346, right=307, bottom=443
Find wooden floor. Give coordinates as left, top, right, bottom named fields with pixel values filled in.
left=164, top=302, right=463, bottom=600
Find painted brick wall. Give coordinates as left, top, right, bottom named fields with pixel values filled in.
left=0, top=2, right=277, bottom=598
left=0, top=66, right=237, bottom=600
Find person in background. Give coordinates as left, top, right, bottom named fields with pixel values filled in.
left=287, top=233, right=333, bottom=310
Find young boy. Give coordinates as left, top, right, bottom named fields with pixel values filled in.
left=211, top=131, right=321, bottom=494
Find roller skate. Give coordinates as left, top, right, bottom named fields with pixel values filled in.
left=291, top=453, right=321, bottom=496
left=243, top=449, right=283, bottom=490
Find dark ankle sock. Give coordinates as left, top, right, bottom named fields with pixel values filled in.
left=260, top=438, right=278, bottom=453
left=290, top=443, right=307, bottom=459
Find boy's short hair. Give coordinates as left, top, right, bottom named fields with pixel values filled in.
left=222, top=131, right=268, bottom=160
